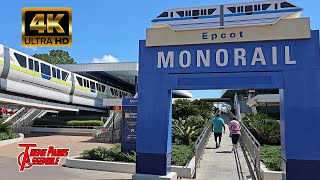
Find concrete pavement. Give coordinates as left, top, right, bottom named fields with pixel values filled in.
left=194, top=126, right=253, bottom=180
left=0, top=134, right=132, bottom=180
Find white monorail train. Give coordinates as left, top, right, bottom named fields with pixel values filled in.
left=151, top=0, right=303, bottom=30
left=0, top=44, right=132, bottom=108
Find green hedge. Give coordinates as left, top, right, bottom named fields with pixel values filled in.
left=33, top=119, right=103, bottom=127
left=66, top=120, right=104, bottom=127
left=171, top=144, right=194, bottom=166
left=33, top=119, right=70, bottom=126
left=261, top=145, right=282, bottom=171
left=81, top=144, right=194, bottom=166
left=0, top=132, right=19, bottom=141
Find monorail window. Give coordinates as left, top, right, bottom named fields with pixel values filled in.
left=177, top=11, right=184, bottom=17
left=262, top=4, right=271, bottom=10
left=157, top=12, right=168, bottom=18
left=90, top=81, right=95, bottom=90
left=241, top=6, right=244, bottom=12
left=204, top=9, right=207, bottom=15
left=41, top=63, right=51, bottom=76
left=254, top=5, right=258, bottom=11
left=14, top=53, right=27, bottom=68
left=34, top=60, right=39, bottom=72
left=275, top=3, right=278, bottom=10
left=62, top=71, right=69, bottom=81
left=28, top=58, right=34, bottom=70
left=76, top=76, right=83, bottom=86
left=281, top=2, right=295, bottom=8
left=110, top=88, right=115, bottom=95
left=192, top=10, right=199, bottom=16
left=101, top=85, right=106, bottom=92
left=188, top=10, right=191, bottom=16
left=52, top=67, right=56, bottom=78
left=170, top=12, right=173, bottom=17
left=228, top=7, right=236, bottom=13
left=258, top=5, right=261, bottom=11
left=208, top=8, right=216, bottom=15
left=83, top=79, right=87, bottom=87
left=237, top=6, right=241, bottom=12
left=245, top=5, right=253, bottom=12
left=57, top=69, right=61, bottom=79
left=86, top=80, right=89, bottom=88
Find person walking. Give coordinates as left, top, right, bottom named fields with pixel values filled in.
left=212, top=113, right=225, bottom=148
left=229, top=116, right=241, bottom=152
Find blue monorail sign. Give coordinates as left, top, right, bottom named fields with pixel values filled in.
left=135, top=19, right=320, bottom=180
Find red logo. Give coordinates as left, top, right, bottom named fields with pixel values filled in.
left=17, top=143, right=70, bottom=172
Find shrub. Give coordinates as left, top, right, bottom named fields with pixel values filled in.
left=33, top=119, right=103, bottom=127
left=33, top=119, right=70, bottom=126
left=66, top=120, right=104, bottom=127
left=0, top=120, right=13, bottom=133
left=172, top=115, right=210, bottom=145
left=81, top=144, right=194, bottom=166
left=171, top=144, right=194, bottom=166
left=0, top=132, right=19, bottom=141
left=242, top=113, right=280, bottom=145
left=261, top=145, right=282, bottom=171
left=81, top=144, right=136, bottom=163
left=0, top=133, right=9, bottom=140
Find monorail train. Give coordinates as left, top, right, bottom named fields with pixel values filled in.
left=151, top=0, right=303, bottom=30
left=0, top=44, right=132, bottom=108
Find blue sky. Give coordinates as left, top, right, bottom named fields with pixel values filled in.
left=0, top=0, right=318, bottom=98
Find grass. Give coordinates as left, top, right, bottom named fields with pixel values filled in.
left=260, top=145, right=282, bottom=171
left=80, top=144, right=194, bottom=166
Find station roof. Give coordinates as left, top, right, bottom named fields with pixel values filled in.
left=247, top=94, right=280, bottom=107
left=57, top=62, right=138, bottom=93
left=57, top=62, right=192, bottom=98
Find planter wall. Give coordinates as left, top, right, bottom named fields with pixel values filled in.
left=65, top=156, right=195, bottom=178
left=260, top=162, right=283, bottom=180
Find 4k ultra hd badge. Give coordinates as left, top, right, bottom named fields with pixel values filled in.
left=22, top=8, right=72, bottom=46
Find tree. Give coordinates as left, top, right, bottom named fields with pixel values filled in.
left=33, top=50, right=76, bottom=64
left=191, top=99, right=215, bottom=120
left=172, top=99, right=198, bottom=120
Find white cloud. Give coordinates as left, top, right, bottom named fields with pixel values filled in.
left=24, top=46, right=38, bottom=51
left=91, top=54, right=120, bottom=63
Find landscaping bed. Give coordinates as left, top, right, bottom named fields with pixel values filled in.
left=0, top=119, right=19, bottom=141
left=80, top=144, right=194, bottom=166
left=242, top=113, right=282, bottom=172
left=260, top=145, right=282, bottom=171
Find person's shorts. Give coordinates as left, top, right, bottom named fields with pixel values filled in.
left=231, top=134, right=240, bottom=144
left=214, top=132, right=222, bottom=138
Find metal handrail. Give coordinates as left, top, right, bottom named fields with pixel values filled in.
left=3, top=107, right=26, bottom=123
left=194, top=120, right=213, bottom=178
left=231, top=94, right=262, bottom=180
left=239, top=120, right=261, bottom=148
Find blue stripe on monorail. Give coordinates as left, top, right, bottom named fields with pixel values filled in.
left=41, top=74, right=51, bottom=80
left=151, top=8, right=302, bottom=23
left=152, top=15, right=220, bottom=23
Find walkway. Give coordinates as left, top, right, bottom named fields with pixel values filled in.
left=194, top=115, right=254, bottom=180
